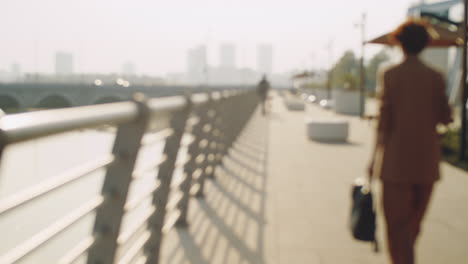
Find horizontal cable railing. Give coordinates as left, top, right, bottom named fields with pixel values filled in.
left=0, top=89, right=259, bottom=264
left=0, top=196, right=105, bottom=264
left=117, top=206, right=156, bottom=246
left=141, top=128, right=174, bottom=146
left=0, top=155, right=114, bottom=215
left=132, top=156, right=167, bottom=179
left=57, top=235, right=96, bottom=264
left=124, top=182, right=161, bottom=213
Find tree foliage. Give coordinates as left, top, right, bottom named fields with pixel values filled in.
left=330, top=50, right=359, bottom=90
left=329, top=49, right=389, bottom=93
left=366, top=49, right=390, bottom=94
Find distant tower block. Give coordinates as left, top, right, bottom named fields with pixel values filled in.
left=10, top=64, right=22, bottom=81
left=123, top=62, right=136, bottom=76
left=187, top=45, right=208, bottom=84
left=55, top=52, right=74, bottom=75
left=220, top=43, right=236, bottom=68
left=257, top=44, right=273, bottom=76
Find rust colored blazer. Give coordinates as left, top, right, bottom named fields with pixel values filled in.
left=376, top=56, right=452, bottom=184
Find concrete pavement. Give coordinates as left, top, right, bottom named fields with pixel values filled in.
left=160, top=93, right=468, bottom=264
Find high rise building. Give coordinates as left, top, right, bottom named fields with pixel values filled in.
left=122, top=62, right=136, bottom=76
left=187, top=45, right=207, bottom=84
left=55, top=52, right=74, bottom=75
left=257, top=44, right=273, bottom=76
left=10, top=64, right=21, bottom=82
left=220, top=43, right=236, bottom=68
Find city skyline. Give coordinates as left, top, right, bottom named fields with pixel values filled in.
left=1, top=42, right=284, bottom=86
left=2, top=42, right=275, bottom=78
left=1, top=0, right=420, bottom=75
left=180, top=43, right=284, bottom=86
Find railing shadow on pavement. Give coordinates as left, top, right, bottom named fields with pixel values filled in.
left=160, top=114, right=268, bottom=264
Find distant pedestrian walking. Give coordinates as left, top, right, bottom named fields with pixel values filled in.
left=257, top=75, right=270, bottom=115
left=368, top=20, right=452, bottom=264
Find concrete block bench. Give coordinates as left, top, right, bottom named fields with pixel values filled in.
left=306, top=118, right=349, bottom=142
left=284, top=98, right=305, bottom=111
left=333, top=90, right=360, bottom=115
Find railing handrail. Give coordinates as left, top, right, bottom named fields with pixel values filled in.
left=0, top=91, right=234, bottom=147
left=0, top=102, right=138, bottom=146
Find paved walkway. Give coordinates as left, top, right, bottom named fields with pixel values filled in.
left=160, top=93, right=468, bottom=264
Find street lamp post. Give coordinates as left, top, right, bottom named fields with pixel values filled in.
left=327, top=40, right=333, bottom=100
left=358, top=13, right=367, bottom=118
left=460, top=0, right=468, bottom=161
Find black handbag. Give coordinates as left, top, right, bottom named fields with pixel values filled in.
left=350, top=178, right=379, bottom=252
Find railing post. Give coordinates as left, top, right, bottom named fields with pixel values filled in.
left=241, top=91, right=258, bottom=131
left=0, top=110, right=8, bottom=162
left=219, top=90, right=258, bottom=163
left=0, top=136, right=6, bottom=165
left=87, top=94, right=150, bottom=264
left=205, top=97, right=224, bottom=180
left=237, top=91, right=259, bottom=137
left=193, top=96, right=219, bottom=196
left=234, top=93, right=250, bottom=137
left=223, top=91, right=245, bottom=155
left=175, top=98, right=211, bottom=226
left=212, top=91, right=233, bottom=170
left=143, top=97, right=191, bottom=264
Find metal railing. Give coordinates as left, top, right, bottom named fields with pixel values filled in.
left=0, top=89, right=259, bottom=264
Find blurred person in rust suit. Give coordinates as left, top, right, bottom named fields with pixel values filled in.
left=368, top=20, right=452, bottom=264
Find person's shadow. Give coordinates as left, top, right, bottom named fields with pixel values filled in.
left=160, top=113, right=269, bottom=264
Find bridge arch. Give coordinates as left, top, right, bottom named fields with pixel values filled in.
left=0, top=95, right=21, bottom=112
left=93, top=96, right=125, bottom=105
left=36, top=95, right=72, bottom=109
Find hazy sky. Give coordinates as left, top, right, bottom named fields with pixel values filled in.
left=1, top=0, right=419, bottom=75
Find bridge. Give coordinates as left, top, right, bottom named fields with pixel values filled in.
left=0, top=89, right=467, bottom=264
left=0, top=83, right=247, bottom=111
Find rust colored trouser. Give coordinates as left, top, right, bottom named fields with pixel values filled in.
left=382, top=182, right=433, bottom=264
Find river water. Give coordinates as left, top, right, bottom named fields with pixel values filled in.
left=0, top=129, right=184, bottom=263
